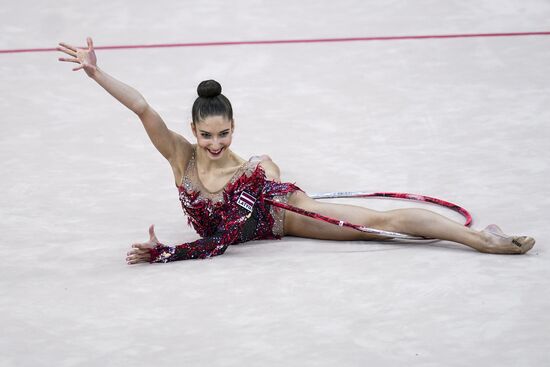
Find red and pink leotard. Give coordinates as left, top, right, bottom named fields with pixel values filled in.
left=148, top=147, right=303, bottom=263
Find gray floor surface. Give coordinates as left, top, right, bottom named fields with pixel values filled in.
left=1, top=1, right=549, bottom=366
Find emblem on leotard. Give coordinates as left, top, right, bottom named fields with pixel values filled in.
left=237, top=191, right=256, bottom=212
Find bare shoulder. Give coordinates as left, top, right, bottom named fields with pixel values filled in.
left=258, top=155, right=281, bottom=181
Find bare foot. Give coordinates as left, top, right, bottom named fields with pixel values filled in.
left=480, top=224, right=535, bottom=254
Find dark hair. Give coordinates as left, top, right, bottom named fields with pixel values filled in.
left=191, top=80, right=233, bottom=123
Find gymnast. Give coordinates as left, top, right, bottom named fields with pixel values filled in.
left=56, top=37, right=536, bottom=264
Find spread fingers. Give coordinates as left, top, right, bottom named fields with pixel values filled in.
left=57, top=46, right=77, bottom=57
left=58, top=42, right=77, bottom=52
left=58, top=57, right=80, bottom=63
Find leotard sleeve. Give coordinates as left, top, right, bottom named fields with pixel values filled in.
left=147, top=205, right=260, bottom=263
left=149, top=162, right=278, bottom=263
left=147, top=228, right=237, bottom=263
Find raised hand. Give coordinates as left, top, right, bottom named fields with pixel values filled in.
left=126, top=224, right=162, bottom=265
left=57, top=37, right=98, bottom=77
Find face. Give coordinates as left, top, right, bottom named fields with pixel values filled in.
left=191, top=115, right=234, bottom=160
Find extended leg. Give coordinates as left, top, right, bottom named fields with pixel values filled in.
left=283, top=191, right=535, bottom=254
left=381, top=208, right=534, bottom=254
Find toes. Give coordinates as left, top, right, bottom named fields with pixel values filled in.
left=483, top=227, right=536, bottom=255
left=510, top=236, right=536, bottom=254
left=512, top=237, right=524, bottom=248
left=521, top=237, right=536, bottom=253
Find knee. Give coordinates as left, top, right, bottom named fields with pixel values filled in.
left=378, top=210, right=400, bottom=232
left=382, top=208, right=428, bottom=231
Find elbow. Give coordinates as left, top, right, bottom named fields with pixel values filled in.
left=133, top=98, right=149, bottom=117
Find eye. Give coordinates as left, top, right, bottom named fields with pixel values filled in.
left=220, top=132, right=229, bottom=137
left=201, top=133, right=211, bottom=138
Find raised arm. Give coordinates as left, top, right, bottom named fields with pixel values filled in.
left=57, top=37, right=191, bottom=162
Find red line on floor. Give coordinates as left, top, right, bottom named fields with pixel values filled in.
left=1, top=31, right=549, bottom=54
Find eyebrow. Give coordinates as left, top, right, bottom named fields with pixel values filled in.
left=199, top=129, right=230, bottom=134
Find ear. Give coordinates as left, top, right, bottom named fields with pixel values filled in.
left=190, top=122, right=197, bottom=138
left=231, top=119, right=235, bottom=133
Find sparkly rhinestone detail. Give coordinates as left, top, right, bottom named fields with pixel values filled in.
left=270, top=194, right=291, bottom=237
left=178, top=145, right=302, bottom=239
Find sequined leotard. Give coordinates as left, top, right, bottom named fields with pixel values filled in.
left=148, top=146, right=303, bottom=263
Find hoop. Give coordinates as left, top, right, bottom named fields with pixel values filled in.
left=265, top=191, right=472, bottom=241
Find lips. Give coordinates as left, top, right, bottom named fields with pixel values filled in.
left=208, top=148, right=223, bottom=156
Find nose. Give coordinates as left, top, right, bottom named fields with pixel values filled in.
left=210, top=136, right=223, bottom=148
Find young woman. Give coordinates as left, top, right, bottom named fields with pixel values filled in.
left=57, top=37, right=536, bottom=264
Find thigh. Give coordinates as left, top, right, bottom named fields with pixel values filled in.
left=283, top=191, right=389, bottom=241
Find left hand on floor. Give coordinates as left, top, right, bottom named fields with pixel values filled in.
left=126, top=224, right=161, bottom=265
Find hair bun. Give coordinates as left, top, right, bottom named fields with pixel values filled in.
left=197, top=79, right=222, bottom=98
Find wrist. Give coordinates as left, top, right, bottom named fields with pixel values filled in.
left=88, top=65, right=100, bottom=80
left=148, top=243, right=170, bottom=263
